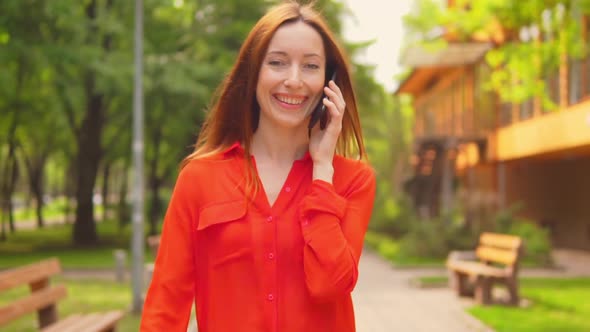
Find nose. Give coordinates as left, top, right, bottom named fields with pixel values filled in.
left=284, top=66, right=303, bottom=89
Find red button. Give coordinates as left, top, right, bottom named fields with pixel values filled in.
left=285, top=186, right=291, bottom=193
left=267, top=294, right=274, bottom=301
left=302, top=218, right=309, bottom=226
left=268, top=253, right=275, bottom=260
left=267, top=216, right=273, bottom=222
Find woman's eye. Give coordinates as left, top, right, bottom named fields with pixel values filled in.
left=268, top=60, right=284, bottom=66
left=305, top=63, right=320, bottom=70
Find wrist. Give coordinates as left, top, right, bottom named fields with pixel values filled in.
left=312, top=162, right=334, bottom=183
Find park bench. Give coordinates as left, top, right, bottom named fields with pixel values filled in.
left=147, top=235, right=161, bottom=258
left=0, top=258, right=125, bottom=331
left=446, top=232, right=523, bottom=305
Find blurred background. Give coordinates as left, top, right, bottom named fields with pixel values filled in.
left=1, top=0, right=589, bottom=331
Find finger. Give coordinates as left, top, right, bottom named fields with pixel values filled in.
left=323, top=86, right=345, bottom=114
left=328, top=80, right=342, bottom=97
left=323, top=98, right=343, bottom=131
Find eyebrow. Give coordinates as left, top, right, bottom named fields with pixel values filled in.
left=266, top=50, right=323, bottom=58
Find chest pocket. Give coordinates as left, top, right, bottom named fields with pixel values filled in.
left=197, top=199, right=251, bottom=267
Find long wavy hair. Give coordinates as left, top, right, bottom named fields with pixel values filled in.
left=181, top=1, right=366, bottom=194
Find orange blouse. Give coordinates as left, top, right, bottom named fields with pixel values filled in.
left=140, top=143, right=376, bottom=332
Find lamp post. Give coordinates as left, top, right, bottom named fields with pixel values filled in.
left=131, top=0, right=145, bottom=314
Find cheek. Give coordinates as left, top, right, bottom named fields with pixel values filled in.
left=309, top=78, right=325, bottom=96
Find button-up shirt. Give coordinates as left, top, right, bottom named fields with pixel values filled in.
left=141, top=143, right=376, bottom=332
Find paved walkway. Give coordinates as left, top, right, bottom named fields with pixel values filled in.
left=62, top=248, right=590, bottom=332
left=352, top=250, right=493, bottom=332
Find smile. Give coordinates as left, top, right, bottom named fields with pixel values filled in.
left=274, top=94, right=307, bottom=106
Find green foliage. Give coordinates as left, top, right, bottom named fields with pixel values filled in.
left=397, top=210, right=476, bottom=260
left=495, top=205, right=553, bottom=266
left=371, top=197, right=551, bottom=266
left=364, top=231, right=401, bottom=262
left=510, top=222, right=552, bottom=265
left=0, top=0, right=396, bottom=245
left=364, top=230, right=444, bottom=267
left=402, top=0, right=590, bottom=108
left=469, top=278, right=590, bottom=332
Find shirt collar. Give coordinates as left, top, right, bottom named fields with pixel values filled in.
left=222, top=140, right=312, bottom=162
left=222, top=141, right=244, bottom=157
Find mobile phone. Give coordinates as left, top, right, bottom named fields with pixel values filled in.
left=308, top=70, right=337, bottom=134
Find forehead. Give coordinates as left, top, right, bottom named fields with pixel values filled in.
left=266, top=21, right=325, bottom=58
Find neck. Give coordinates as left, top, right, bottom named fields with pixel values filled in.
left=251, top=123, right=308, bottom=165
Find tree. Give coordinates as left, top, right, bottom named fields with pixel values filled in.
left=403, top=0, right=590, bottom=108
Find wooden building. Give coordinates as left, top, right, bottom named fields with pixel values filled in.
left=397, top=2, right=590, bottom=250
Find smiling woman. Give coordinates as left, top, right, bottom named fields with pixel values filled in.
left=140, top=2, right=376, bottom=332
left=256, top=21, right=326, bottom=132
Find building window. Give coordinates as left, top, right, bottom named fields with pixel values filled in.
left=500, top=103, right=512, bottom=126
left=570, top=58, right=582, bottom=105
left=583, top=15, right=590, bottom=98
left=474, top=63, right=496, bottom=132
left=545, top=70, right=560, bottom=112
left=520, top=98, right=534, bottom=120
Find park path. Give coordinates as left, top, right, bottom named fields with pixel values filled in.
left=61, top=246, right=590, bottom=331
left=352, top=250, right=493, bottom=332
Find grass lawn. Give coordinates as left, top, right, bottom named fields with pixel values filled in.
left=413, top=276, right=590, bottom=331
left=0, top=220, right=155, bottom=269
left=468, top=278, right=590, bottom=332
left=0, top=278, right=141, bottom=331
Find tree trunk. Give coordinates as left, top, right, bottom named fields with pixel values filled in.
left=117, top=159, right=130, bottom=229
left=2, top=122, right=20, bottom=234
left=7, top=156, right=18, bottom=233
left=148, top=124, right=163, bottom=235
left=63, top=160, right=75, bottom=224
left=30, top=164, right=45, bottom=229
left=24, top=151, right=49, bottom=229
left=2, top=56, right=26, bottom=234
left=32, top=161, right=46, bottom=229
left=72, top=76, right=104, bottom=246
left=101, top=161, right=111, bottom=222
left=148, top=178, right=162, bottom=236
left=0, top=212, right=5, bottom=241
left=33, top=183, right=45, bottom=228
left=72, top=0, right=113, bottom=246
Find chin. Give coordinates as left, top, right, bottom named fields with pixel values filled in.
left=274, top=115, right=307, bottom=131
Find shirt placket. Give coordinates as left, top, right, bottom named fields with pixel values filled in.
left=263, top=212, right=278, bottom=332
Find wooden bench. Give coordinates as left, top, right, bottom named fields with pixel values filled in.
left=0, top=258, right=124, bottom=331
left=446, top=232, right=523, bottom=305
left=147, top=235, right=161, bottom=258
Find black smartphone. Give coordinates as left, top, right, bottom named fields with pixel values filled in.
left=308, top=70, right=337, bottom=134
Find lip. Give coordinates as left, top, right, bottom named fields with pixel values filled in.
left=272, top=93, right=309, bottom=110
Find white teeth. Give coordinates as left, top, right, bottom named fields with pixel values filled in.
left=276, top=95, right=304, bottom=105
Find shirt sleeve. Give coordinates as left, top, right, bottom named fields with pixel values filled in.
left=140, top=166, right=198, bottom=331
left=299, top=163, right=376, bottom=301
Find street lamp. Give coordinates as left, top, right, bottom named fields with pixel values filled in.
left=131, top=0, right=145, bottom=314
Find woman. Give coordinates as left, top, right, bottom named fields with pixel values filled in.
left=140, top=1, right=376, bottom=331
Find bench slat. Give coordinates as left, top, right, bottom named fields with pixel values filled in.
left=0, top=285, right=67, bottom=327
left=46, top=313, right=102, bottom=332
left=480, top=232, right=522, bottom=250
left=84, top=310, right=125, bottom=332
left=476, top=246, right=519, bottom=265
left=41, top=311, right=124, bottom=332
left=40, top=314, right=83, bottom=332
left=447, top=260, right=508, bottom=278
left=0, top=258, right=61, bottom=292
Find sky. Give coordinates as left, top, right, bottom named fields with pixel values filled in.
left=341, top=0, right=413, bottom=93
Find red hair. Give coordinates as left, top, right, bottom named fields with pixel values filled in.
left=182, top=1, right=366, bottom=193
